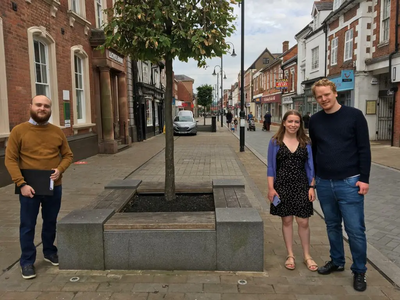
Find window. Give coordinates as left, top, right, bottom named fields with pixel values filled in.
left=95, top=0, right=107, bottom=28
left=27, top=27, right=60, bottom=125
left=344, top=29, right=353, bottom=61
left=155, top=102, right=159, bottom=126
left=74, top=56, right=84, bottom=121
left=263, top=58, right=269, bottom=64
left=311, top=47, right=319, bottom=70
left=71, top=0, right=80, bottom=14
left=34, top=40, right=50, bottom=97
left=331, top=37, right=338, bottom=66
left=381, top=0, right=391, bottom=43
left=71, top=46, right=92, bottom=126
left=146, top=99, right=153, bottom=126
left=0, top=17, right=9, bottom=136
left=333, top=0, right=341, bottom=10
left=290, top=68, right=295, bottom=92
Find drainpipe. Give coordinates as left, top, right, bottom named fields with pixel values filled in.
left=323, top=22, right=328, bottom=78
left=389, top=0, right=399, bottom=146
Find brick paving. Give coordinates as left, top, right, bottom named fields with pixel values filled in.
left=0, top=118, right=400, bottom=299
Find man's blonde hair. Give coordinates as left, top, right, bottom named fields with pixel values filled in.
left=311, top=78, right=337, bottom=98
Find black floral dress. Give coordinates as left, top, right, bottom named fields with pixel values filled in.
left=270, top=143, right=313, bottom=218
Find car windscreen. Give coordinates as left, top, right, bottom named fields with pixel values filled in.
left=174, top=116, right=193, bottom=122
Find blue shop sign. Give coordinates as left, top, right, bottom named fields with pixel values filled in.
left=172, top=97, right=175, bottom=105
left=331, top=70, right=354, bottom=91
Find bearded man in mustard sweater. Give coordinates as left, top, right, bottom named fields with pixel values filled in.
left=5, top=95, right=73, bottom=279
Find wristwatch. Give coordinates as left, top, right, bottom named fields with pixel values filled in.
left=309, top=185, right=316, bottom=189
left=20, top=183, right=27, bottom=188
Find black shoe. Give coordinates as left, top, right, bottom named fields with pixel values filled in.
left=353, top=272, right=367, bottom=292
left=44, top=254, right=59, bottom=266
left=21, top=265, right=36, bottom=279
left=317, top=261, right=345, bottom=275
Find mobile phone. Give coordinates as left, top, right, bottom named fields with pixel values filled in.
left=272, top=195, right=281, bottom=206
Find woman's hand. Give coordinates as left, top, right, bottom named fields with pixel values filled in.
left=308, top=188, right=316, bottom=202
left=268, top=188, right=279, bottom=203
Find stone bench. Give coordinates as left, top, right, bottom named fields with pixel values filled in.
left=212, top=179, right=252, bottom=208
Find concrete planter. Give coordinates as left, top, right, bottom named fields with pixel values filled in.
left=57, top=179, right=264, bottom=271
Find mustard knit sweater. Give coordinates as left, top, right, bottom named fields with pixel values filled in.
left=5, top=122, right=73, bottom=187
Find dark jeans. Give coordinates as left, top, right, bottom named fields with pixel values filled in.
left=316, top=176, right=367, bottom=273
left=19, top=185, right=62, bottom=267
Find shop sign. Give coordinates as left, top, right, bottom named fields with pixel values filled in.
left=275, top=79, right=288, bottom=90
left=108, top=51, right=124, bottom=64
left=262, top=94, right=281, bottom=103
left=282, top=96, right=293, bottom=104
left=253, top=97, right=261, bottom=103
left=245, top=103, right=251, bottom=107
left=331, top=70, right=354, bottom=91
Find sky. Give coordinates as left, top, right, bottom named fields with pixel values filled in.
left=173, top=0, right=318, bottom=94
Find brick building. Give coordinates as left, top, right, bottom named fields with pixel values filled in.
left=325, top=0, right=399, bottom=143
left=0, top=0, right=131, bottom=187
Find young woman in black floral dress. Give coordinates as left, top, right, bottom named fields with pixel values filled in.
left=267, top=110, right=318, bottom=272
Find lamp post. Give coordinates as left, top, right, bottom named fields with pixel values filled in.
left=212, top=66, right=227, bottom=124
left=239, top=1, right=245, bottom=152
left=220, top=42, right=237, bottom=127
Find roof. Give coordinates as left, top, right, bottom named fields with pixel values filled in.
left=315, top=1, right=333, bottom=11
left=247, top=47, right=276, bottom=71
left=174, top=75, right=194, bottom=82
left=295, top=22, right=313, bottom=39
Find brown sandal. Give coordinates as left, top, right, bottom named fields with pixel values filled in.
left=285, top=255, right=296, bottom=270
left=304, top=257, right=318, bottom=272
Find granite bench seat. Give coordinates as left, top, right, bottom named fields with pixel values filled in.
left=212, top=179, right=252, bottom=208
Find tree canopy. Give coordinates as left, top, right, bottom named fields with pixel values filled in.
left=196, top=84, right=213, bottom=109
left=103, top=0, right=237, bottom=66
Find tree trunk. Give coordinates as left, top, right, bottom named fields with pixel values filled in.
left=164, top=57, right=175, bottom=201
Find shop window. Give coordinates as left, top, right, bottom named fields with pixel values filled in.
left=27, top=27, right=60, bottom=126
left=380, top=0, right=391, bottom=43
left=311, top=47, right=319, bottom=70
left=155, top=102, right=159, bottom=126
left=344, top=29, right=353, bottom=61
left=71, top=46, right=92, bottom=126
left=290, top=68, right=295, bottom=92
left=146, top=99, right=153, bottom=126
left=331, top=37, right=338, bottom=66
left=0, top=17, right=9, bottom=136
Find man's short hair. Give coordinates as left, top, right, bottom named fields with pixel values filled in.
left=311, top=78, right=337, bottom=98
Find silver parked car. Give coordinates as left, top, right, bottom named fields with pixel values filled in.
left=173, top=115, right=197, bottom=135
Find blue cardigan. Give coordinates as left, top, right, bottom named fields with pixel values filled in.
left=267, top=139, right=315, bottom=185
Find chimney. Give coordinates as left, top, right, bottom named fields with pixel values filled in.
left=283, top=41, right=289, bottom=53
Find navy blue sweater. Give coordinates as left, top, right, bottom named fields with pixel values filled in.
left=309, top=105, right=371, bottom=183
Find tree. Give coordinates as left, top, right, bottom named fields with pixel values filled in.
left=197, top=84, right=213, bottom=111
left=102, top=0, right=237, bottom=201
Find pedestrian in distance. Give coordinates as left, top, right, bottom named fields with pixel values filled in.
left=247, top=111, right=254, bottom=121
left=267, top=110, right=318, bottom=272
left=263, top=111, right=272, bottom=131
left=309, top=78, right=371, bottom=292
left=226, top=110, right=233, bottom=129
left=5, top=95, right=73, bottom=280
left=233, top=116, right=238, bottom=132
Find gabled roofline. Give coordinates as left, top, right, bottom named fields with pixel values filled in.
left=246, top=47, right=275, bottom=71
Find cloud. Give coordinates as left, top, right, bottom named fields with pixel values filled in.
left=174, top=0, right=316, bottom=92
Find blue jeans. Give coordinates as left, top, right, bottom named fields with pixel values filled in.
left=19, top=185, right=62, bottom=267
left=316, top=176, right=367, bottom=273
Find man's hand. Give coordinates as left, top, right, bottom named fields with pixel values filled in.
left=21, top=185, right=35, bottom=198
left=356, top=181, right=369, bottom=195
left=50, top=168, right=60, bottom=181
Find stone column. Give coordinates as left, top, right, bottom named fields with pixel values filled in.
left=118, top=72, right=130, bottom=144
left=99, top=67, right=117, bottom=154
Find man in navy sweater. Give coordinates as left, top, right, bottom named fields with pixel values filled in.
left=309, top=79, right=371, bottom=292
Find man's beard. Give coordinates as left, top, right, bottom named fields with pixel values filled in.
left=30, top=109, right=51, bottom=124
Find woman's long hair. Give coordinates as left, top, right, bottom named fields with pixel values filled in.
left=272, top=110, right=310, bottom=148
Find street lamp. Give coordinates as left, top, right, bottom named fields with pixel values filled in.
left=220, top=41, right=237, bottom=127
left=239, top=1, right=245, bottom=152
left=212, top=65, right=227, bottom=122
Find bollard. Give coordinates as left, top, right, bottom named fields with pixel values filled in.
left=211, top=116, right=216, bottom=132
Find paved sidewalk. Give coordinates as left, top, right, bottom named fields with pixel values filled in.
left=0, top=121, right=400, bottom=299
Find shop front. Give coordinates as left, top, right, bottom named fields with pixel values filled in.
left=262, top=93, right=281, bottom=123
left=253, top=96, right=262, bottom=121
left=282, top=94, right=294, bottom=115
left=330, top=70, right=355, bottom=107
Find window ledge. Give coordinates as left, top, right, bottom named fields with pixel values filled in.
left=42, top=0, right=61, bottom=17
left=0, top=132, right=10, bottom=139
left=310, top=69, right=319, bottom=74
left=67, top=10, right=91, bottom=27
left=377, top=41, right=389, bottom=48
left=72, top=123, right=96, bottom=130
